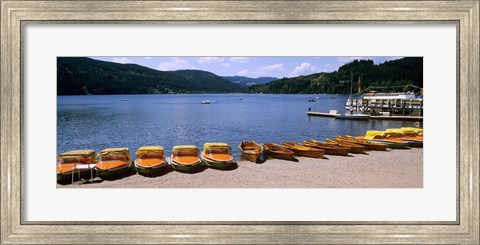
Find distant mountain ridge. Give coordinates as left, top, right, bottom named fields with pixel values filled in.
left=248, top=57, right=423, bottom=94
left=57, top=57, right=246, bottom=95
left=222, top=76, right=278, bottom=86
left=57, top=57, right=422, bottom=96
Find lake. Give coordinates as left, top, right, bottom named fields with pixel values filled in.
left=57, top=94, right=422, bottom=158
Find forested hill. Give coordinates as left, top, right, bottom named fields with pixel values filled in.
left=168, top=70, right=245, bottom=92
left=248, top=57, right=423, bottom=94
left=222, top=76, right=278, bottom=86
left=57, top=57, right=247, bottom=95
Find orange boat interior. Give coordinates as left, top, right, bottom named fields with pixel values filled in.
left=135, top=158, right=165, bottom=167
left=57, top=157, right=94, bottom=174
left=136, top=152, right=165, bottom=167
left=204, top=153, right=233, bottom=162
left=97, top=154, right=129, bottom=170
left=204, top=147, right=233, bottom=161
left=97, top=160, right=129, bottom=170
left=56, top=163, right=76, bottom=174
left=171, top=155, right=200, bottom=165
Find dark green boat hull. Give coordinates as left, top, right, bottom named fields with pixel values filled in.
left=170, top=162, right=203, bottom=173
left=96, top=164, right=133, bottom=179
left=202, top=159, right=234, bottom=170
left=136, top=164, right=169, bottom=176
left=405, top=141, right=423, bottom=148
left=370, top=140, right=410, bottom=149
left=57, top=169, right=97, bottom=184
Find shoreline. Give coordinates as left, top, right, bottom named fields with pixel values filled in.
left=58, top=148, right=423, bottom=188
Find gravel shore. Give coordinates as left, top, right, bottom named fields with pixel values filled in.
left=58, top=148, right=423, bottom=188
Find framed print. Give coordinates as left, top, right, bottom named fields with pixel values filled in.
left=1, top=0, right=479, bottom=244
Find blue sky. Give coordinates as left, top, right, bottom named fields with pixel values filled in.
left=90, top=56, right=402, bottom=78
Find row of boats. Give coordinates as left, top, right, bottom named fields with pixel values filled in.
left=56, top=127, right=423, bottom=184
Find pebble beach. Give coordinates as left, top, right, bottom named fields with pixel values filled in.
left=58, top=148, right=423, bottom=188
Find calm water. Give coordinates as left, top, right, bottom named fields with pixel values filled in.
left=57, top=94, right=422, bottom=158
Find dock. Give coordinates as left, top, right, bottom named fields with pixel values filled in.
left=307, top=111, right=340, bottom=117
left=307, top=111, right=422, bottom=121
left=370, top=115, right=423, bottom=121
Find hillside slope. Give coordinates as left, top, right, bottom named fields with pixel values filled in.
left=249, top=57, right=423, bottom=94
left=57, top=57, right=246, bottom=95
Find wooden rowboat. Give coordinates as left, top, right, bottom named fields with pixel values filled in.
left=356, top=136, right=411, bottom=149
left=303, top=140, right=351, bottom=156
left=281, top=142, right=325, bottom=158
left=239, top=140, right=267, bottom=163
left=325, top=138, right=365, bottom=154
left=336, top=136, right=388, bottom=151
left=262, top=143, right=296, bottom=161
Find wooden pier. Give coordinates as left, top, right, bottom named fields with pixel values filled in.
left=370, top=115, right=423, bottom=121
left=307, top=111, right=422, bottom=121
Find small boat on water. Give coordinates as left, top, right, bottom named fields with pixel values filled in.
left=201, top=142, right=235, bottom=169
left=239, top=140, right=267, bottom=163
left=281, top=141, right=325, bottom=158
left=303, top=140, right=351, bottom=156
left=57, top=149, right=97, bottom=184
left=95, top=148, right=134, bottom=179
left=308, top=99, right=316, bottom=102
left=325, top=138, right=365, bottom=154
left=262, top=143, right=296, bottom=161
left=201, top=100, right=211, bottom=104
left=134, top=146, right=167, bottom=176
left=169, top=145, right=203, bottom=172
left=336, top=136, right=388, bottom=151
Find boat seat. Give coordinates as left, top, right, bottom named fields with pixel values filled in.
left=135, top=158, right=165, bottom=167
left=171, top=156, right=199, bottom=165
left=56, top=163, right=76, bottom=174
left=96, top=160, right=128, bottom=170
left=205, top=153, right=233, bottom=162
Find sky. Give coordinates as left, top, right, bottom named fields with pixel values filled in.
left=90, top=56, right=403, bottom=78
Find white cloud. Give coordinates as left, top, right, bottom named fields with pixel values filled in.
left=143, top=57, right=153, bottom=59
left=229, top=57, right=253, bottom=63
left=221, top=63, right=230, bottom=67
left=257, top=63, right=284, bottom=73
left=112, top=57, right=133, bottom=64
left=237, top=69, right=250, bottom=76
left=290, top=62, right=324, bottom=77
left=197, top=57, right=224, bottom=63
left=336, top=57, right=364, bottom=63
left=236, top=63, right=284, bottom=77
left=157, top=58, right=191, bottom=71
